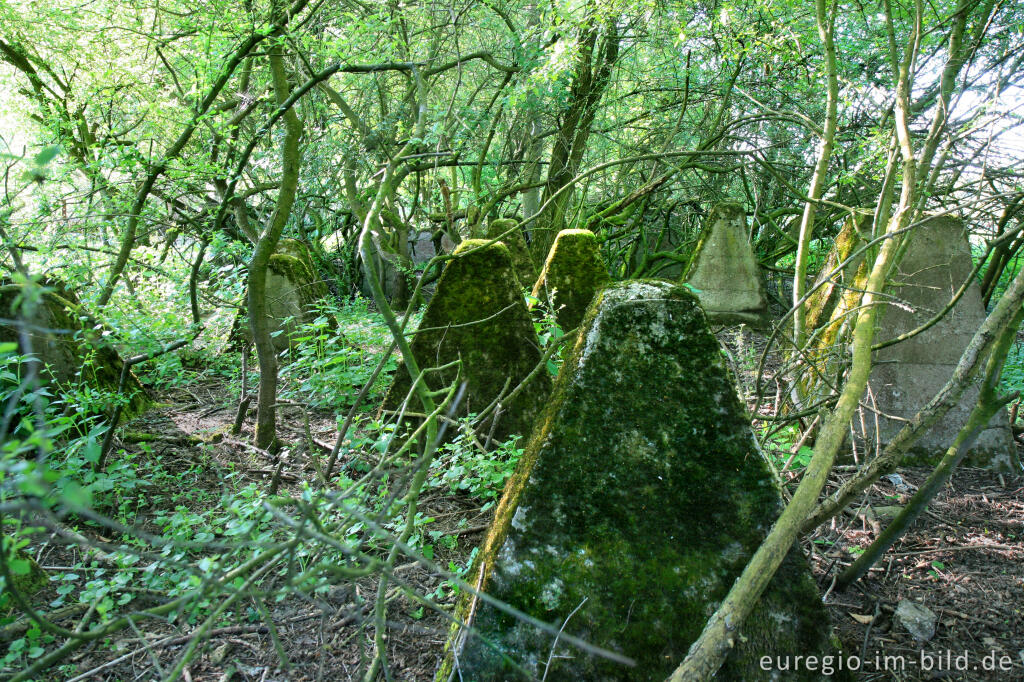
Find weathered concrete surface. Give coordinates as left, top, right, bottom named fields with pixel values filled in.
left=682, top=203, right=769, bottom=326
left=0, top=279, right=149, bottom=419
left=383, top=240, right=550, bottom=442
left=229, top=239, right=335, bottom=352
left=485, top=219, right=537, bottom=288
left=439, top=281, right=836, bottom=681
left=531, top=229, right=610, bottom=331
left=860, top=215, right=1015, bottom=469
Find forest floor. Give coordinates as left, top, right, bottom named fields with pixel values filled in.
left=8, top=329, right=1024, bottom=682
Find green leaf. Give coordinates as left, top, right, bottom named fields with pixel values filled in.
left=33, top=146, right=61, bottom=166
left=9, top=558, right=31, bottom=576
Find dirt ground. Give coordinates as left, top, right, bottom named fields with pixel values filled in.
left=9, top=364, right=1024, bottom=681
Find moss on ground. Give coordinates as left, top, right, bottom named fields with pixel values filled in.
left=530, top=229, right=610, bottom=331
left=383, top=240, right=551, bottom=442
left=439, top=281, right=838, bottom=681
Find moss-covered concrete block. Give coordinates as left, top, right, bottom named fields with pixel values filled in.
left=0, top=280, right=150, bottom=421
left=383, top=240, right=551, bottom=442
left=682, top=203, right=769, bottom=326
left=439, top=281, right=836, bottom=681
left=530, top=229, right=610, bottom=331
left=486, top=219, right=537, bottom=288
left=228, top=239, right=336, bottom=352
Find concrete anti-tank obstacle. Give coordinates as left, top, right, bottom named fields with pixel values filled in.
left=438, top=280, right=838, bottom=681
left=228, top=238, right=336, bottom=352
left=0, top=279, right=150, bottom=421
left=858, top=215, right=1016, bottom=469
left=485, top=218, right=537, bottom=288
left=530, top=228, right=610, bottom=331
left=681, top=203, right=769, bottom=326
left=382, top=239, right=551, bottom=443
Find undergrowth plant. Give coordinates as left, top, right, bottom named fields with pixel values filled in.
left=278, top=298, right=402, bottom=411
left=428, top=427, right=524, bottom=510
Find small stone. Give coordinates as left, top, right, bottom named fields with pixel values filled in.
left=882, top=473, right=913, bottom=491
left=895, top=600, right=937, bottom=642
left=210, top=642, right=231, bottom=665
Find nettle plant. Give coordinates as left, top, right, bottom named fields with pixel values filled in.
left=525, top=291, right=566, bottom=377
left=427, top=425, right=525, bottom=511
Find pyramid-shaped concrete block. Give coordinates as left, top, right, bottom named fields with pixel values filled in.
left=682, top=203, right=769, bottom=326
left=1, top=279, right=149, bottom=420
left=531, top=229, right=610, bottom=331
left=485, top=218, right=537, bottom=288
left=862, top=215, right=1015, bottom=469
left=439, top=281, right=836, bottom=681
left=228, top=239, right=335, bottom=352
left=383, top=240, right=551, bottom=442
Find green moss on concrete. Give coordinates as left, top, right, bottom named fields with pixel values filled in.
left=439, top=281, right=837, bottom=681
left=0, top=281, right=150, bottom=422
left=228, top=240, right=336, bottom=352
left=530, top=229, right=610, bottom=331
left=274, top=238, right=318, bottom=274
left=383, top=240, right=551, bottom=442
left=486, top=219, right=537, bottom=288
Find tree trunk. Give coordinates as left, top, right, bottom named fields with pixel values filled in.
left=530, top=21, right=619, bottom=260
left=249, top=28, right=304, bottom=450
